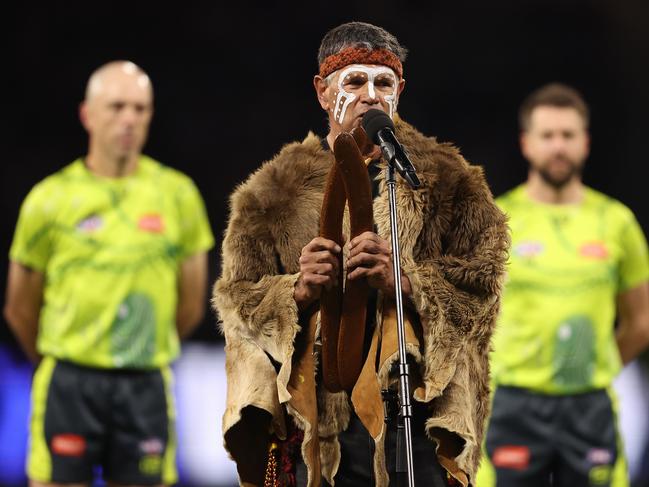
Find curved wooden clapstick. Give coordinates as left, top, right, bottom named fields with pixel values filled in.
left=335, top=130, right=373, bottom=392
left=319, top=127, right=374, bottom=393
left=350, top=124, right=373, bottom=158
left=319, top=155, right=346, bottom=392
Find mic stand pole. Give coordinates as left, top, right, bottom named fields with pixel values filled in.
left=385, top=162, right=415, bottom=487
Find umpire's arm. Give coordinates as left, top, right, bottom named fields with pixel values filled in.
left=4, top=261, right=44, bottom=364
left=616, top=281, right=649, bottom=365
left=176, top=251, right=209, bottom=339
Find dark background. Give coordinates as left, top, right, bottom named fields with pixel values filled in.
left=3, top=1, right=648, bottom=347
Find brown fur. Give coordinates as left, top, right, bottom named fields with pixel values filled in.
left=213, top=118, right=509, bottom=486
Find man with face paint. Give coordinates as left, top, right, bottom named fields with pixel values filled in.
left=214, top=22, right=508, bottom=487
left=5, top=61, right=214, bottom=486
left=478, top=84, right=649, bottom=487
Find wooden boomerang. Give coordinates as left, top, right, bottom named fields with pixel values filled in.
left=319, top=127, right=373, bottom=392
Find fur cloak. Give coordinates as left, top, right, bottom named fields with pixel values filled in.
left=213, top=118, right=509, bottom=486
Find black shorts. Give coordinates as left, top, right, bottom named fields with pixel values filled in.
left=485, top=386, right=621, bottom=487
left=27, top=357, right=177, bottom=485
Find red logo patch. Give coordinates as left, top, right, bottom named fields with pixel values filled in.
left=579, top=241, right=608, bottom=259
left=138, top=214, right=164, bottom=233
left=588, top=448, right=613, bottom=465
left=140, top=437, right=164, bottom=455
left=51, top=434, right=86, bottom=457
left=492, top=445, right=530, bottom=470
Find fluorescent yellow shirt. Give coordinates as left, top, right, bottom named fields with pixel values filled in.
left=10, top=157, right=214, bottom=368
left=491, top=185, right=649, bottom=393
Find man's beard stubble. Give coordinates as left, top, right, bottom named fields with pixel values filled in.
left=535, top=156, right=583, bottom=190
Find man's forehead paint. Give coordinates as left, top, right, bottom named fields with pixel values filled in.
left=332, top=65, right=399, bottom=124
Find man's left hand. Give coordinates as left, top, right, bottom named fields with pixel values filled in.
left=346, top=231, right=411, bottom=297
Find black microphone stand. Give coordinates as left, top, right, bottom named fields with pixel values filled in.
left=384, top=160, right=418, bottom=487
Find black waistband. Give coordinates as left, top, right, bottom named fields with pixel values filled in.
left=54, top=358, right=160, bottom=375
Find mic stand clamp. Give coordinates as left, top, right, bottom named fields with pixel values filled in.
left=378, top=132, right=421, bottom=190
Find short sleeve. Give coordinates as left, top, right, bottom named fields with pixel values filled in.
left=9, top=184, right=53, bottom=272
left=618, top=210, right=649, bottom=292
left=175, top=176, right=214, bottom=260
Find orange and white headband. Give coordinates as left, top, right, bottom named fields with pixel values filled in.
left=319, top=47, right=403, bottom=80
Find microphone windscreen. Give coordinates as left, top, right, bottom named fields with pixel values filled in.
left=361, top=109, right=395, bottom=144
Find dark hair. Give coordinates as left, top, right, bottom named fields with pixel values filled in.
left=519, top=83, right=590, bottom=131
left=317, top=21, right=408, bottom=66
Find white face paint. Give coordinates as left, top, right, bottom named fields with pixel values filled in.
left=330, top=64, right=399, bottom=125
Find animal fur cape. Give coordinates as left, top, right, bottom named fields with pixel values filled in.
left=213, top=117, right=509, bottom=486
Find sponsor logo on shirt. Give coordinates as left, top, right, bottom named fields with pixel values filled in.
left=138, top=214, right=164, bottom=233
left=513, top=241, right=544, bottom=258
left=579, top=241, right=608, bottom=259
left=492, top=445, right=530, bottom=470
left=76, top=214, right=103, bottom=233
left=51, top=433, right=86, bottom=457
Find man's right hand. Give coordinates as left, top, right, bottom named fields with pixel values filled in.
left=294, top=237, right=341, bottom=310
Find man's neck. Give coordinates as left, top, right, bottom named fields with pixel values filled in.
left=325, top=131, right=381, bottom=160
left=525, top=173, right=584, bottom=205
left=85, top=151, right=139, bottom=178
left=326, top=132, right=337, bottom=153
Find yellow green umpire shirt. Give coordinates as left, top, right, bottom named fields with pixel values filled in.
left=491, top=185, right=649, bottom=394
left=9, top=157, right=214, bottom=369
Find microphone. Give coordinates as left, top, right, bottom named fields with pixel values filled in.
left=361, top=109, right=421, bottom=189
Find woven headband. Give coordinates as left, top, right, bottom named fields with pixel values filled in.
left=319, top=47, right=403, bottom=79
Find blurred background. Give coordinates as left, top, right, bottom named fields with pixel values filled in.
left=2, top=1, right=649, bottom=485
